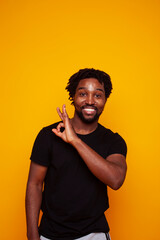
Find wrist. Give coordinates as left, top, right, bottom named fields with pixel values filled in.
left=69, top=136, right=82, bottom=147
left=27, top=231, right=40, bottom=240
left=27, top=236, right=40, bottom=240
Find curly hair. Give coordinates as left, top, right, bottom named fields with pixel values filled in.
left=65, top=68, right=112, bottom=104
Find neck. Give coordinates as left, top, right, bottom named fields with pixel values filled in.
left=71, top=113, right=98, bottom=135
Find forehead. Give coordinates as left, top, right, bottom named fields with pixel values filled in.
left=76, top=78, right=104, bottom=91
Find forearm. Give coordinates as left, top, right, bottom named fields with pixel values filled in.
left=71, top=137, right=126, bottom=190
left=25, top=182, right=42, bottom=240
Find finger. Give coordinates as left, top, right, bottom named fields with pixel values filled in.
left=52, top=128, right=63, bottom=137
left=57, top=107, right=63, bottom=121
left=62, top=104, right=69, bottom=120
left=57, top=122, right=65, bottom=132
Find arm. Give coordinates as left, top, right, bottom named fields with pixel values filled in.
left=71, top=138, right=127, bottom=190
left=52, top=105, right=127, bottom=190
left=25, top=161, right=48, bottom=240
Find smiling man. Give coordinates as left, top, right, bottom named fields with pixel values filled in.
left=25, top=68, right=127, bottom=240
left=73, top=78, right=105, bottom=124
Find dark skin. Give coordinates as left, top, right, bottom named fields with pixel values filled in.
left=25, top=78, right=127, bottom=240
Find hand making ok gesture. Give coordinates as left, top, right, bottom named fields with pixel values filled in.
left=52, top=104, right=78, bottom=144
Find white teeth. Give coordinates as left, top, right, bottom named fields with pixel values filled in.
left=84, top=108, right=95, bottom=111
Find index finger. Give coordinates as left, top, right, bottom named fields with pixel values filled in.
left=62, top=104, right=69, bottom=120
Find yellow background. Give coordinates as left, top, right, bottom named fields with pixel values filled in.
left=0, top=0, right=160, bottom=239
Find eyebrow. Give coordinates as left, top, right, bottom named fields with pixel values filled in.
left=77, top=87, right=104, bottom=92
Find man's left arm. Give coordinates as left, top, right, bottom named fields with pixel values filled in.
left=52, top=105, right=127, bottom=190
left=70, top=138, right=127, bottom=190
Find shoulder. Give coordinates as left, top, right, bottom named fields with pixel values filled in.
left=37, top=121, right=61, bottom=136
left=33, top=121, right=61, bottom=143
left=98, top=124, right=125, bottom=139
left=98, top=124, right=120, bottom=140
left=30, top=122, right=61, bottom=166
left=42, top=121, right=61, bottom=132
left=98, top=124, right=127, bottom=156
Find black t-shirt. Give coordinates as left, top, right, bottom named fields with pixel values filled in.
left=30, top=122, right=127, bottom=240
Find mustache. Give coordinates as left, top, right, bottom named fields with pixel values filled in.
left=81, top=105, right=98, bottom=111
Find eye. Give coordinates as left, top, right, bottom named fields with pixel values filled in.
left=95, top=94, right=102, bottom=98
left=79, top=92, right=86, bottom=97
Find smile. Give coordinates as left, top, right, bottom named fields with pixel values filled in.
left=82, top=108, right=97, bottom=115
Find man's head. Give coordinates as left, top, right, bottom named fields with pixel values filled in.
left=66, top=68, right=112, bottom=104
left=66, top=68, right=112, bottom=123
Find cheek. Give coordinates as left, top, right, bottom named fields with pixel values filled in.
left=98, top=101, right=106, bottom=110
left=73, top=100, right=81, bottom=109
left=74, top=97, right=85, bottom=106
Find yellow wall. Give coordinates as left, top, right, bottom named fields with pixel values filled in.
left=0, top=0, right=160, bottom=239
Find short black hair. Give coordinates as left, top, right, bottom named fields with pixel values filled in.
left=65, top=68, right=112, bottom=104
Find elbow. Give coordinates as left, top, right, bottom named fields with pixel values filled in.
left=26, top=179, right=43, bottom=192
left=112, top=164, right=127, bottom=190
left=110, top=171, right=127, bottom=190
left=106, top=178, right=123, bottom=190
left=111, top=180, right=123, bottom=190
left=104, top=175, right=124, bottom=190
left=25, top=181, right=43, bottom=202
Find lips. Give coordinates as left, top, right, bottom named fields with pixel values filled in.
left=82, top=106, right=97, bottom=115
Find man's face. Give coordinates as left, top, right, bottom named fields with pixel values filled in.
left=73, top=78, right=106, bottom=123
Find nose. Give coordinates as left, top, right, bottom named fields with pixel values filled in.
left=86, top=93, right=95, bottom=105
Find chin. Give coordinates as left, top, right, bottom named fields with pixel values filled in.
left=83, top=119, right=98, bottom=124
left=77, top=112, right=100, bottom=124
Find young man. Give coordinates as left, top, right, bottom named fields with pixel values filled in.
left=25, top=68, right=127, bottom=240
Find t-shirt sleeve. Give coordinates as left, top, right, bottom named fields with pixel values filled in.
left=107, top=133, right=127, bottom=157
left=30, top=128, right=51, bottom=166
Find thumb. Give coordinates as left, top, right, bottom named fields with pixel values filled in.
left=52, top=128, right=62, bottom=137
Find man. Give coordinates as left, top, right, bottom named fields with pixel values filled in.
left=25, top=68, right=127, bottom=240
